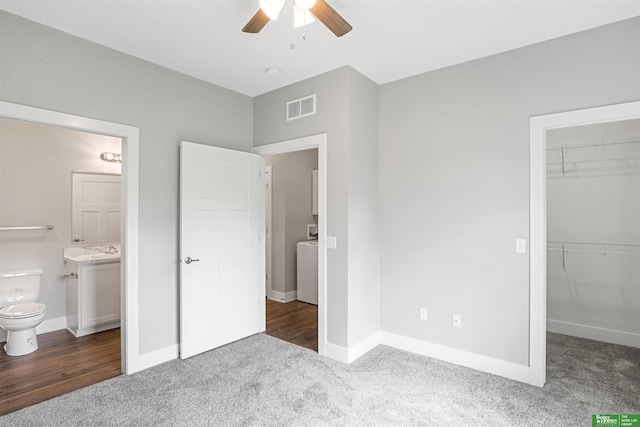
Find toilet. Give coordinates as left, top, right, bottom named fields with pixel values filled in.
left=0, top=269, right=47, bottom=356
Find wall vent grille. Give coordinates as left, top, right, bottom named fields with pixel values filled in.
left=286, top=94, right=316, bottom=121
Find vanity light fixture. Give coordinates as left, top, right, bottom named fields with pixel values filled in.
left=100, top=152, right=122, bottom=163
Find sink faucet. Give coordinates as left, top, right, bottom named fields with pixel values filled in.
left=106, top=243, right=118, bottom=254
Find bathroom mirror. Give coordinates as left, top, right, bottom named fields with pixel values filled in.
left=71, top=171, right=121, bottom=244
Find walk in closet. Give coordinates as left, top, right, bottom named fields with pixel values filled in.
left=546, top=119, right=640, bottom=348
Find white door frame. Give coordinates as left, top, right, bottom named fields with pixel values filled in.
left=265, top=165, right=273, bottom=297
left=529, top=100, right=640, bottom=387
left=0, top=101, right=140, bottom=374
left=252, top=134, right=327, bottom=356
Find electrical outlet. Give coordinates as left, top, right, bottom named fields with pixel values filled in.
left=419, top=307, right=428, bottom=321
left=453, top=314, right=462, bottom=328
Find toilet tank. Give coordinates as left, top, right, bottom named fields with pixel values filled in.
left=0, top=269, right=42, bottom=308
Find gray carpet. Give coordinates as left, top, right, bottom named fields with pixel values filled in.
left=2, top=333, right=639, bottom=426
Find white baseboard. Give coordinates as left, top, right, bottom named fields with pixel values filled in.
left=348, top=332, right=381, bottom=363
left=325, top=341, right=349, bottom=363
left=37, top=316, right=67, bottom=335
left=548, top=319, right=640, bottom=349
left=0, top=315, right=67, bottom=343
left=324, top=332, right=381, bottom=364
left=68, top=322, right=120, bottom=338
left=267, top=290, right=297, bottom=303
left=380, top=331, right=530, bottom=384
left=128, top=344, right=179, bottom=374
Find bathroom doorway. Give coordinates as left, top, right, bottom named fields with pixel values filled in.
left=0, top=117, right=123, bottom=413
left=0, top=101, right=140, bottom=412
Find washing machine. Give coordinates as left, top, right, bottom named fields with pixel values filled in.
left=296, top=241, right=318, bottom=305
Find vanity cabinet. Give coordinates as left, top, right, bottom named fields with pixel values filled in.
left=65, top=261, right=120, bottom=337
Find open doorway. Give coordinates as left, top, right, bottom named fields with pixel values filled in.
left=263, top=148, right=319, bottom=351
left=0, top=101, right=139, bottom=414
left=529, top=101, right=640, bottom=387
left=253, top=134, right=328, bottom=356
left=546, top=119, right=640, bottom=346
left=0, top=118, right=122, bottom=414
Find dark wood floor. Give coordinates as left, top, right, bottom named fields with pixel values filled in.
left=0, top=328, right=121, bottom=416
left=266, top=298, right=318, bottom=352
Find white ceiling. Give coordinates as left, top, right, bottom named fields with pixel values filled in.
left=1, top=0, right=639, bottom=97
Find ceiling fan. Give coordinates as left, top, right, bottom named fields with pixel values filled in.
left=242, top=0, right=352, bottom=37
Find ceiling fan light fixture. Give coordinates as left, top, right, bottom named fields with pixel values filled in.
left=295, top=0, right=316, bottom=11
left=259, top=0, right=285, bottom=20
left=243, top=0, right=352, bottom=37
left=293, top=5, right=315, bottom=28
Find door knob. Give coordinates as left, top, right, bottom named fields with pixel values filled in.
left=184, top=257, right=200, bottom=264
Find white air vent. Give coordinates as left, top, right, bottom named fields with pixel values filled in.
left=287, top=94, right=316, bottom=121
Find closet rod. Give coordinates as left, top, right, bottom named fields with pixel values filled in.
left=546, top=137, right=640, bottom=152
left=0, top=225, right=54, bottom=231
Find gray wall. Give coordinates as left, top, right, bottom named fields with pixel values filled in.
left=254, top=67, right=380, bottom=349
left=346, top=73, right=380, bottom=347
left=0, top=118, right=121, bottom=341
left=254, top=67, right=349, bottom=346
left=265, top=149, right=318, bottom=295
left=0, top=11, right=253, bottom=355
left=379, top=17, right=640, bottom=365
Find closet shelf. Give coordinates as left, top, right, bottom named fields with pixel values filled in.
left=546, top=136, right=640, bottom=176
left=547, top=136, right=640, bottom=153
left=547, top=240, right=640, bottom=255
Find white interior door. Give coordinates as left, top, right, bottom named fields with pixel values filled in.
left=180, top=141, right=265, bottom=359
left=71, top=172, right=121, bottom=244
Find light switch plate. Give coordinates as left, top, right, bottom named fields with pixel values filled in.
left=515, top=239, right=526, bottom=254
left=327, top=236, right=337, bottom=249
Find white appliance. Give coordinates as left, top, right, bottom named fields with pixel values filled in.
left=296, top=241, right=318, bottom=305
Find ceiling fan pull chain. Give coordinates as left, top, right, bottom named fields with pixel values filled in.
left=302, top=3, right=308, bottom=40
left=290, top=0, right=296, bottom=49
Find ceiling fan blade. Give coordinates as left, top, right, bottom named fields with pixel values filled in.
left=242, top=9, right=270, bottom=33
left=309, top=0, right=352, bottom=37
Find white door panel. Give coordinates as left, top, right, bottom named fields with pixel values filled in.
left=180, top=141, right=265, bottom=359
left=72, top=172, right=121, bottom=244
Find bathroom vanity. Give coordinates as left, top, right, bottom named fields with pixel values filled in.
left=64, top=247, right=121, bottom=337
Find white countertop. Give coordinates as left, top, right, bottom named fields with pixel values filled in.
left=63, top=246, right=121, bottom=265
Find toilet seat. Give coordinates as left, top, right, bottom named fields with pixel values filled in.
left=0, top=302, right=46, bottom=319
